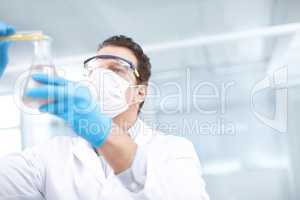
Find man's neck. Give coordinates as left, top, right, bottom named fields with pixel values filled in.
left=113, top=115, right=138, bottom=132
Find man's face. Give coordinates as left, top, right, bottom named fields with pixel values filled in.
left=95, top=45, right=146, bottom=122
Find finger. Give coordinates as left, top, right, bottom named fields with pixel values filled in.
left=31, top=73, right=69, bottom=86
left=39, top=101, right=66, bottom=115
left=6, top=25, right=16, bottom=35
left=0, top=22, right=8, bottom=35
left=0, top=42, right=10, bottom=74
left=0, top=22, right=15, bottom=36
left=39, top=103, right=74, bottom=125
left=39, top=102, right=57, bottom=114
left=0, top=41, right=9, bottom=53
left=25, top=85, right=66, bottom=100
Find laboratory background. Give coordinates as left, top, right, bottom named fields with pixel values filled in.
left=1, top=0, right=300, bottom=199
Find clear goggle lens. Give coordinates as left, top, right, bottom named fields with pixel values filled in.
left=84, top=57, right=138, bottom=82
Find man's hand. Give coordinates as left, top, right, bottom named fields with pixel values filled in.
left=25, top=73, right=112, bottom=148
left=0, top=22, right=15, bottom=77
left=26, top=73, right=137, bottom=174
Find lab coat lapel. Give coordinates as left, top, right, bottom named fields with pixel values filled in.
left=129, top=118, right=158, bottom=145
left=71, top=118, right=157, bottom=195
left=71, top=137, right=106, bottom=185
left=104, top=119, right=156, bottom=181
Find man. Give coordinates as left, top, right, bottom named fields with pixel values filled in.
left=0, top=21, right=209, bottom=200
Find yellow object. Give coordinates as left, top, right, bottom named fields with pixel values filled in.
left=0, top=31, right=50, bottom=41
left=134, top=68, right=140, bottom=78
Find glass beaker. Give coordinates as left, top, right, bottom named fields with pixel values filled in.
left=22, top=38, right=57, bottom=109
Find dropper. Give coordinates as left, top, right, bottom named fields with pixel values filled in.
left=0, top=31, right=50, bottom=41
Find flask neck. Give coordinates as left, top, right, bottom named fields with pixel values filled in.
left=32, top=39, right=54, bottom=66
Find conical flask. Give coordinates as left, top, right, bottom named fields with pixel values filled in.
left=22, top=38, right=57, bottom=109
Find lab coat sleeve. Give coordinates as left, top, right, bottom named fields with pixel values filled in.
left=121, top=136, right=210, bottom=200
left=0, top=148, right=45, bottom=200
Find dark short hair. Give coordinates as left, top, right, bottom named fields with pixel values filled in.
left=98, top=35, right=152, bottom=113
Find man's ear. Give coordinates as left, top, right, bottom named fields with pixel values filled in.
left=135, top=85, right=147, bottom=103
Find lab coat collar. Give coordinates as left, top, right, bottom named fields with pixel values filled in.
left=71, top=118, right=156, bottom=183
left=128, top=118, right=158, bottom=145
left=72, top=118, right=155, bottom=158
left=71, top=136, right=106, bottom=185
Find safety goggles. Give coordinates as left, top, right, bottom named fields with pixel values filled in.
left=83, top=55, right=140, bottom=82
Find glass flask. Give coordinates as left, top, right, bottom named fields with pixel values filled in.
left=22, top=38, right=57, bottom=109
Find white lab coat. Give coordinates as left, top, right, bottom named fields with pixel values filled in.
left=0, top=119, right=209, bottom=200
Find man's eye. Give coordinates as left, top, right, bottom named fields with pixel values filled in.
left=111, top=68, right=123, bottom=73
